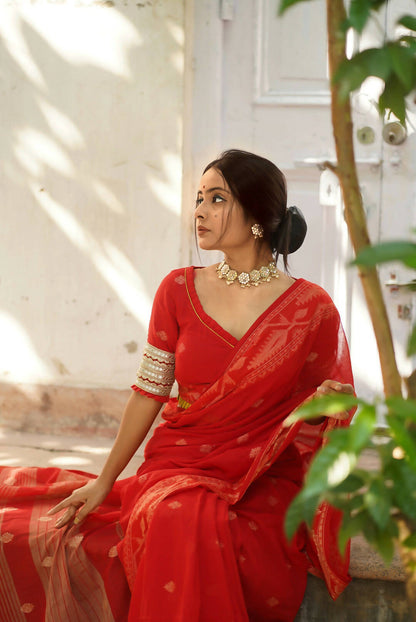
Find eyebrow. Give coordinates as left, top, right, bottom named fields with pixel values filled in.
left=197, top=187, right=230, bottom=195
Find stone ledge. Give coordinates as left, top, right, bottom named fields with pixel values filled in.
left=0, top=382, right=129, bottom=438
left=295, top=575, right=410, bottom=622
left=350, top=535, right=405, bottom=582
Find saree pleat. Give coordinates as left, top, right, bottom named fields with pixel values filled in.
left=0, top=469, right=130, bottom=622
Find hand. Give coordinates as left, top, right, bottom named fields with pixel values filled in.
left=47, top=478, right=112, bottom=529
left=314, top=379, right=355, bottom=421
left=316, top=379, right=354, bottom=397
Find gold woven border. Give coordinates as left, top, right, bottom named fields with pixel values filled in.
left=134, top=342, right=175, bottom=397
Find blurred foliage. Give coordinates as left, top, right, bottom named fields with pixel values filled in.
left=278, top=0, right=416, bottom=567
left=284, top=234, right=416, bottom=564
left=285, top=393, right=416, bottom=563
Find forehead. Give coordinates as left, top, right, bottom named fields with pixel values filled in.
left=198, top=167, right=230, bottom=192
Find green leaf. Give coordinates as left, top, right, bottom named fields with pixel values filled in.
left=339, top=511, right=368, bottom=554
left=385, top=397, right=416, bottom=423
left=364, top=478, right=391, bottom=529
left=407, top=324, right=416, bottom=356
left=335, top=47, right=392, bottom=101
left=306, top=430, right=358, bottom=492
left=347, top=0, right=387, bottom=32
left=379, top=74, right=407, bottom=125
left=352, top=241, right=416, bottom=269
left=284, top=489, right=320, bottom=539
left=362, top=48, right=392, bottom=79
left=398, top=15, right=416, bottom=32
left=331, top=472, right=366, bottom=493
left=278, top=0, right=317, bottom=16
left=348, top=0, right=372, bottom=33
left=373, top=528, right=395, bottom=563
left=388, top=43, right=416, bottom=92
left=285, top=393, right=362, bottom=425
left=399, top=36, right=416, bottom=53
left=387, top=459, right=416, bottom=520
left=349, top=405, right=377, bottom=452
left=334, top=60, right=370, bottom=101
left=388, top=417, right=416, bottom=470
left=327, top=491, right=365, bottom=513
left=361, top=515, right=396, bottom=563
left=403, top=533, right=416, bottom=549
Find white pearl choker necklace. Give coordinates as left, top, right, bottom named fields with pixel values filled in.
left=216, top=260, right=279, bottom=288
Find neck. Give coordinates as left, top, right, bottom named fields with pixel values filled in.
left=222, top=248, right=273, bottom=273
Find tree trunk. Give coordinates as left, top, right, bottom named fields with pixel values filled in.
left=326, top=1, right=415, bottom=615
left=326, top=0, right=402, bottom=400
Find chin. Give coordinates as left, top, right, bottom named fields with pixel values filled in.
left=197, top=241, right=218, bottom=252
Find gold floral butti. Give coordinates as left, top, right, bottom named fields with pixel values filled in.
left=135, top=343, right=175, bottom=397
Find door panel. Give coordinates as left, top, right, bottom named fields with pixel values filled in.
left=190, top=0, right=416, bottom=400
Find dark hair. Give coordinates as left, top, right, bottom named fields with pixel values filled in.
left=203, top=149, right=305, bottom=269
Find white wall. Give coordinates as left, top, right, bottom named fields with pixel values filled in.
left=0, top=0, right=185, bottom=391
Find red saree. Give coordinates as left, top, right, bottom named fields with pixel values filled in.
left=0, top=268, right=354, bottom=622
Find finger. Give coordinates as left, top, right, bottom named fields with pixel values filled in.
left=54, top=505, right=78, bottom=528
left=316, top=384, right=338, bottom=395
left=47, top=489, right=86, bottom=515
left=317, top=381, right=351, bottom=395
left=72, top=502, right=94, bottom=526
left=322, top=380, right=342, bottom=391
left=327, top=410, right=350, bottom=421
left=48, top=497, right=76, bottom=516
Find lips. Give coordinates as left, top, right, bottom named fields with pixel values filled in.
left=197, top=227, right=209, bottom=233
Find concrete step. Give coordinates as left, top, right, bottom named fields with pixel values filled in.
left=0, top=429, right=142, bottom=477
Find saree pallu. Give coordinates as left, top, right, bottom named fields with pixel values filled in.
left=0, top=279, right=354, bottom=622
left=118, top=280, right=355, bottom=621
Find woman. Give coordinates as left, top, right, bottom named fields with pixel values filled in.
left=0, top=149, right=354, bottom=622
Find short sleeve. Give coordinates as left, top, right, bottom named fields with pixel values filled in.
left=132, top=271, right=180, bottom=402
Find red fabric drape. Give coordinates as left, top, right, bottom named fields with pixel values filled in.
left=0, top=275, right=354, bottom=622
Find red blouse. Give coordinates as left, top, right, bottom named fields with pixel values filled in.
left=132, top=267, right=238, bottom=406
left=132, top=266, right=306, bottom=408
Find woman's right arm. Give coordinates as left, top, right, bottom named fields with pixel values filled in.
left=48, top=390, right=162, bottom=527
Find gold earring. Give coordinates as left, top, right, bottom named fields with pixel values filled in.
left=251, top=223, right=264, bottom=239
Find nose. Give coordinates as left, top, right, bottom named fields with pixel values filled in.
left=194, top=199, right=206, bottom=220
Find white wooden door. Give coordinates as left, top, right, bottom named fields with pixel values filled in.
left=186, top=0, right=416, bottom=400
left=346, top=0, right=416, bottom=401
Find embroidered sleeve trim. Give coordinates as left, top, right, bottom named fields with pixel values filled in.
left=134, top=342, right=175, bottom=397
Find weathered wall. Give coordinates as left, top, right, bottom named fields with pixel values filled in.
left=0, top=0, right=186, bottom=432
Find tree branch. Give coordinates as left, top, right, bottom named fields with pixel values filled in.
left=326, top=0, right=402, bottom=399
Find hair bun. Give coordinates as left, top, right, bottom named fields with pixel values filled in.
left=287, top=205, right=307, bottom=253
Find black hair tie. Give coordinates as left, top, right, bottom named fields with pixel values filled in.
left=287, top=205, right=307, bottom=253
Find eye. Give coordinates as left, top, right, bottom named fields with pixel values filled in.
left=195, top=197, right=203, bottom=207
left=212, top=195, right=225, bottom=204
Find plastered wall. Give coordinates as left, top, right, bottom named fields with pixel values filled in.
left=0, top=0, right=186, bottom=433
